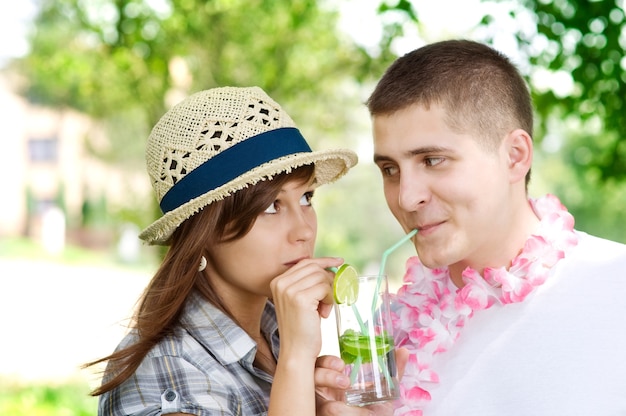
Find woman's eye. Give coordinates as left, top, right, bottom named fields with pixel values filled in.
left=264, top=201, right=278, bottom=214
left=300, top=191, right=314, bottom=206
left=264, top=191, right=314, bottom=214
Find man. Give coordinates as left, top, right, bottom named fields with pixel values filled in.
left=316, top=39, right=626, bottom=415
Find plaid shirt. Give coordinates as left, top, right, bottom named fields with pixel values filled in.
left=99, top=291, right=280, bottom=416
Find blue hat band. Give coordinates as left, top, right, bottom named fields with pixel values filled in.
left=159, top=127, right=312, bottom=213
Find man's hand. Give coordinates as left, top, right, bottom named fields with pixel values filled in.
left=315, top=348, right=409, bottom=416
left=315, top=355, right=371, bottom=415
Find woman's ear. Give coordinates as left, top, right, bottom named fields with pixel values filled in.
left=504, top=128, right=533, bottom=184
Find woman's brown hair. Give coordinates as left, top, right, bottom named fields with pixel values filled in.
left=86, top=164, right=315, bottom=395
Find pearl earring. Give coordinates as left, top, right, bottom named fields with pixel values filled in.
left=198, top=256, right=207, bottom=272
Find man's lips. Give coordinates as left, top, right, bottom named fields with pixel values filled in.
left=414, top=221, right=444, bottom=234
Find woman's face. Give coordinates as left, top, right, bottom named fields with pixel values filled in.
left=205, top=177, right=317, bottom=300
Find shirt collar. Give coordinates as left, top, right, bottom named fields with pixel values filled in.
left=181, top=291, right=279, bottom=366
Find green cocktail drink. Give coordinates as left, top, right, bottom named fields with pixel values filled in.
left=339, top=329, right=395, bottom=364
left=334, top=274, right=399, bottom=406
left=333, top=230, right=416, bottom=406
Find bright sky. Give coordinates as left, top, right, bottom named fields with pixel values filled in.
left=0, top=0, right=37, bottom=67
left=336, top=0, right=531, bottom=64
left=338, top=0, right=488, bottom=52
left=0, top=0, right=543, bottom=164
left=0, top=0, right=527, bottom=66
left=336, top=0, right=579, bottom=101
left=2, top=0, right=565, bottom=109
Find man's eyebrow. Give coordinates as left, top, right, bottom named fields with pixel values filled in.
left=373, top=146, right=451, bottom=164
left=408, top=146, right=451, bottom=155
left=373, top=153, right=393, bottom=164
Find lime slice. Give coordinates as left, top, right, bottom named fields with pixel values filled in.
left=341, top=333, right=393, bottom=357
left=333, top=264, right=359, bottom=305
left=339, top=331, right=394, bottom=363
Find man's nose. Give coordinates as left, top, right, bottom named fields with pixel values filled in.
left=398, top=173, right=428, bottom=212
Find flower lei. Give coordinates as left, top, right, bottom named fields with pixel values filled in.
left=391, top=194, right=579, bottom=416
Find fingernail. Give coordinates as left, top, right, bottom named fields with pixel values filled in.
left=336, top=375, right=350, bottom=388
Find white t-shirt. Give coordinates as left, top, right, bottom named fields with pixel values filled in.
left=422, top=231, right=626, bottom=415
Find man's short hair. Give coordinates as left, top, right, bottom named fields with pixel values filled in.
left=367, top=39, right=534, bottom=153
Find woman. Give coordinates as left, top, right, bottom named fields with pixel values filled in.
left=86, top=86, right=357, bottom=415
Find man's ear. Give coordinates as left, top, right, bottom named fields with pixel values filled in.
left=504, top=128, right=533, bottom=184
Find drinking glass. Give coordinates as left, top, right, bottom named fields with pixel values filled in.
left=335, top=274, right=399, bottom=406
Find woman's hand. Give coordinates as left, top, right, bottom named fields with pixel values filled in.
left=270, top=257, right=343, bottom=361
left=267, top=257, right=342, bottom=416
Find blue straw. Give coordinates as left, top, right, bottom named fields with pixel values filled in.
left=371, top=229, right=418, bottom=314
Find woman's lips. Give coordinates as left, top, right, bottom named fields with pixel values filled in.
left=284, top=256, right=309, bottom=267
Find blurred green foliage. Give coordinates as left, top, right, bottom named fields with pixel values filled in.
left=0, top=381, right=96, bottom=416
left=3, top=0, right=626, bottom=409
left=532, top=114, right=626, bottom=243
left=516, top=0, right=626, bottom=180
left=372, top=0, right=626, bottom=244
left=15, top=0, right=373, bottom=243
left=10, top=0, right=626, bottom=272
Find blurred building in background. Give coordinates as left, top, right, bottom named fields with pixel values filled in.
left=0, top=72, right=149, bottom=252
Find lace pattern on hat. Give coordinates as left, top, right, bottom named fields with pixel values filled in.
left=150, top=91, right=295, bottom=201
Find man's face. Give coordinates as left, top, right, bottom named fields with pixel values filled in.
left=372, top=104, right=515, bottom=276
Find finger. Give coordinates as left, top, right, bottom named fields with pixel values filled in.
left=272, top=259, right=334, bottom=289
left=362, top=401, right=395, bottom=416
left=314, top=256, right=344, bottom=270
left=314, top=362, right=350, bottom=392
left=288, top=257, right=344, bottom=276
left=315, top=280, right=335, bottom=307
left=272, top=265, right=334, bottom=306
left=396, top=346, right=409, bottom=380
left=317, top=400, right=375, bottom=416
left=273, top=274, right=332, bottom=309
left=316, top=355, right=346, bottom=372
left=318, top=301, right=333, bottom=319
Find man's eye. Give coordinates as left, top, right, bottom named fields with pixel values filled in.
left=381, top=165, right=399, bottom=176
left=264, top=201, right=278, bottom=214
left=425, top=157, right=444, bottom=167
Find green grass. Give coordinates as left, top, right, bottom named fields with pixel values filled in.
left=0, top=237, right=154, bottom=415
left=0, top=236, right=159, bottom=272
left=0, top=237, right=110, bottom=264
left=0, top=381, right=97, bottom=416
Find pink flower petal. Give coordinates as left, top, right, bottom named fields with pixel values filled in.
left=391, top=196, right=578, bottom=414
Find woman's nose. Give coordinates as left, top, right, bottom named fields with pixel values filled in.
left=290, top=210, right=316, bottom=242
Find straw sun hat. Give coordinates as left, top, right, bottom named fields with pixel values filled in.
left=139, top=86, right=358, bottom=245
